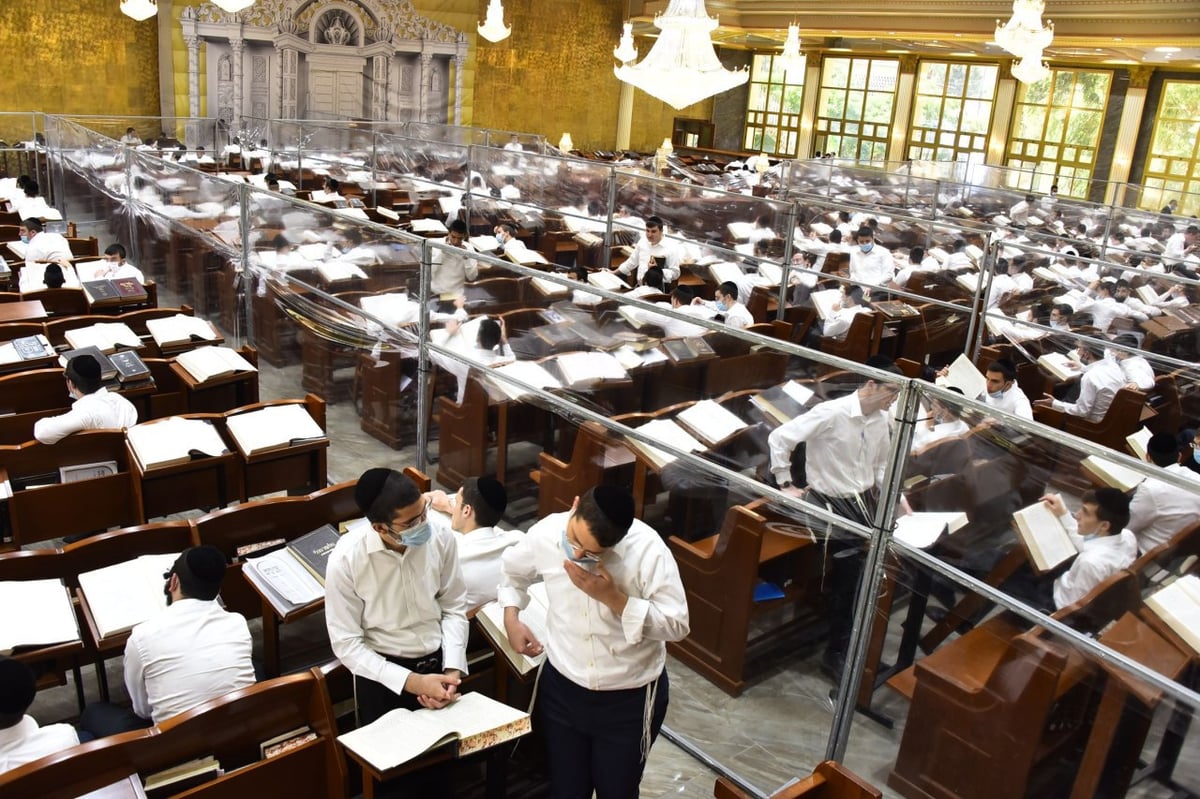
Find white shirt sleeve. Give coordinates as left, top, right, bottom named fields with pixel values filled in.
left=767, top=405, right=828, bottom=485
left=123, top=631, right=152, bottom=720
left=619, top=545, right=690, bottom=645
left=497, top=532, right=540, bottom=610
left=33, top=407, right=86, bottom=445
left=436, top=539, right=470, bottom=674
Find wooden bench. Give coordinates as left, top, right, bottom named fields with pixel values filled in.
left=716, top=760, right=882, bottom=798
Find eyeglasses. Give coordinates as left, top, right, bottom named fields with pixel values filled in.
left=385, top=503, right=428, bottom=536
left=565, top=532, right=601, bottom=562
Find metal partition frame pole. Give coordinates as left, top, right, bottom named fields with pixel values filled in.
left=775, top=204, right=799, bottom=321
left=825, top=380, right=920, bottom=760
left=237, top=183, right=253, bottom=347
left=416, top=241, right=434, bottom=474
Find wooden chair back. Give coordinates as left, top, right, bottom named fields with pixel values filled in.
left=716, top=760, right=882, bottom=798
left=0, top=521, right=195, bottom=587
left=532, top=420, right=631, bottom=518
left=66, top=236, right=99, bottom=258
left=1061, top=388, right=1148, bottom=452
left=21, top=288, right=88, bottom=317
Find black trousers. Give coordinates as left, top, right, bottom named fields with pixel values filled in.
left=808, top=489, right=875, bottom=661
left=536, top=662, right=669, bottom=799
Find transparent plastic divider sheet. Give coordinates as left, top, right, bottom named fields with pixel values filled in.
left=467, top=146, right=615, bottom=225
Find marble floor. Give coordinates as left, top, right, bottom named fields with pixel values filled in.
left=34, top=224, right=1198, bottom=797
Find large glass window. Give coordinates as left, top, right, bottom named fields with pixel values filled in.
left=908, top=61, right=998, bottom=163
left=743, top=54, right=806, bottom=157
left=1142, top=79, right=1200, bottom=215
left=814, top=57, right=898, bottom=161
left=1005, top=67, right=1111, bottom=198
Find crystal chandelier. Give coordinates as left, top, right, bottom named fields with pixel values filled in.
left=995, top=0, right=1054, bottom=58
left=1011, top=51, right=1051, bottom=84
left=778, top=23, right=804, bottom=79
left=212, top=0, right=256, bottom=11
left=613, top=0, right=749, bottom=110
left=613, top=22, right=638, bottom=63
left=120, top=0, right=157, bottom=21
left=478, top=0, right=512, bottom=43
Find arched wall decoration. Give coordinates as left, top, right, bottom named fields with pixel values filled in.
left=180, top=0, right=468, bottom=128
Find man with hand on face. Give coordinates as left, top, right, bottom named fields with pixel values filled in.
left=499, top=486, right=689, bottom=799
left=325, top=468, right=468, bottom=725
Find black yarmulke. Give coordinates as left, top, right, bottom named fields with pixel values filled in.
left=474, top=476, right=507, bottom=516
left=1148, top=432, right=1179, bottom=459
left=592, top=485, right=634, bottom=531
left=0, top=657, right=36, bottom=714
left=355, top=468, right=394, bottom=514
left=67, top=353, right=102, bottom=381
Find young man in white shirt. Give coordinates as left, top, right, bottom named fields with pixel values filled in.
left=17, top=218, right=71, bottom=268
left=427, top=476, right=521, bottom=608
left=78, top=546, right=256, bottom=737
left=33, top=354, right=139, bottom=445
left=693, top=280, right=753, bottom=329
left=1039, top=489, right=1137, bottom=609
left=1128, top=433, right=1200, bottom=554
left=0, top=657, right=78, bottom=773
left=1035, top=341, right=1125, bottom=423
left=499, top=486, right=689, bottom=799
left=429, top=219, right=478, bottom=299
left=325, top=469, right=467, bottom=725
left=848, top=226, right=893, bottom=295
left=1109, top=333, right=1155, bottom=391
left=808, top=284, right=869, bottom=344
left=982, top=359, right=1034, bottom=420
left=613, top=216, right=682, bottom=285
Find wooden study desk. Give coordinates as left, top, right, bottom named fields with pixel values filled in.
left=131, top=444, right=240, bottom=519
left=170, top=359, right=259, bottom=414
left=0, top=299, right=47, bottom=323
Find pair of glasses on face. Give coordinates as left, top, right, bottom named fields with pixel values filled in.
left=565, top=533, right=602, bottom=563
left=385, top=503, right=428, bottom=537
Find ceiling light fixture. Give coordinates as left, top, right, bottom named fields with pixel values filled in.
left=613, top=22, right=638, bottom=63
left=778, top=22, right=805, bottom=79
left=120, top=0, right=157, bottom=21
left=613, top=0, right=749, bottom=110
left=1012, top=51, right=1051, bottom=84
left=995, top=0, right=1054, bottom=58
left=477, top=0, right=512, bottom=43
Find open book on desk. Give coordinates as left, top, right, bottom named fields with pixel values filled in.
left=1012, top=500, right=1077, bottom=573
left=587, top=270, right=627, bottom=292
left=338, top=692, right=531, bottom=771
left=810, top=288, right=842, bottom=320
left=553, top=351, right=627, bottom=387
left=475, top=583, right=549, bottom=676
left=175, top=346, right=257, bottom=383
left=892, top=511, right=968, bottom=550
left=145, top=314, right=219, bottom=348
left=243, top=543, right=329, bottom=617
left=1081, top=455, right=1146, bottom=492
left=317, top=260, right=368, bottom=283
left=625, top=419, right=705, bottom=471
left=676, top=399, right=748, bottom=447
left=750, top=380, right=814, bottom=427
left=78, top=553, right=178, bottom=639
left=64, top=322, right=141, bottom=353
left=225, top=403, right=326, bottom=457
left=530, top=275, right=569, bottom=297
left=410, top=218, right=448, bottom=235
left=486, top=361, right=562, bottom=401
left=1037, top=351, right=1083, bottom=382
left=126, top=417, right=230, bottom=471
left=0, top=579, right=80, bottom=654
left=1145, top=574, right=1200, bottom=655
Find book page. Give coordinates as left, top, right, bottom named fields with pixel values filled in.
left=1126, top=427, right=1152, bottom=461
left=554, top=351, right=626, bottom=386
left=1037, top=352, right=1082, bottom=381
left=810, top=288, right=841, bottom=320
left=79, top=553, right=178, bottom=638
left=127, top=417, right=229, bottom=470
left=226, top=404, right=325, bottom=456
left=338, top=693, right=530, bottom=771
left=530, top=276, right=568, bottom=297
left=781, top=380, right=815, bottom=405
left=477, top=583, right=549, bottom=675
left=1012, top=501, right=1076, bottom=572
left=1081, top=455, right=1145, bottom=492
left=892, top=512, right=968, bottom=550
left=676, top=399, right=748, bottom=446
left=248, top=548, right=324, bottom=606
left=487, top=361, right=561, bottom=401
left=145, top=315, right=216, bottom=346
left=628, top=419, right=705, bottom=469
left=0, top=579, right=80, bottom=652
left=937, top=353, right=987, bottom=400
left=587, top=270, right=626, bottom=292
left=1145, top=575, right=1200, bottom=655
left=176, top=347, right=256, bottom=382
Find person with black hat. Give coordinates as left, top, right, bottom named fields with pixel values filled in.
left=1128, top=432, right=1200, bottom=554
left=0, top=657, right=78, bottom=773
left=498, top=485, right=688, bottom=799
left=78, top=546, right=254, bottom=738
left=427, top=476, right=521, bottom=608
left=324, top=468, right=468, bottom=725
left=33, top=353, right=138, bottom=445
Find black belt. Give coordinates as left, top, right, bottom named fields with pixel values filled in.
left=382, top=651, right=442, bottom=673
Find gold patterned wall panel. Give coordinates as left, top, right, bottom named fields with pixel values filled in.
left=0, top=0, right=160, bottom=142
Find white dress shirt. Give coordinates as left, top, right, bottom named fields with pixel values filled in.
left=768, top=391, right=891, bottom=495
left=616, top=235, right=682, bottom=284
left=1128, top=463, right=1200, bottom=554
left=1051, top=357, right=1126, bottom=422
left=1009, top=200, right=1031, bottom=225
left=498, top=512, right=689, bottom=691
left=1162, top=232, right=1191, bottom=267
left=1052, top=518, right=1137, bottom=609
left=1075, top=295, right=1144, bottom=333
left=0, top=716, right=79, bottom=774
left=698, top=299, right=753, bottom=330
left=1118, top=355, right=1155, bottom=390
left=33, top=387, right=139, bottom=445
left=430, top=241, right=478, bottom=297
left=822, top=305, right=869, bottom=340
left=78, top=260, right=146, bottom=284
left=124, top=598, right=255, bottom=723
left=22, top=231, right=72, bottom=268
left=623, top=302, right=709, bottom=339
left=910, top=418, right=969, bottom=452
left=983, top=383, right=1034, bottom=420
left=325, top=519, right=469, bottom=698
left=848, top=244, right=894, bottom=287
left=18, top=261, right=80, bottom=292
left=451, top=523, right=524, bottom=608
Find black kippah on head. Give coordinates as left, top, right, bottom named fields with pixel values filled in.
left=0, top=657, right=36, bottom=715
left=355, top=467, right=394, bottom=514
left=592, top=485, right=634, bottom=531
left=474, top=476, right=507, bottom=516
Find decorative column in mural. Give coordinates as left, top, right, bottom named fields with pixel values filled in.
left=371, top=54, right=389, bottom=120
left=229, top=37, right=245, bottom=129
left=277, top=45, right=299, bottom=119
left=453, top=48, right=465, bottom=126
left=419, top=50, right=433, bottom=123
left=184, top=35, right=202, bottom=118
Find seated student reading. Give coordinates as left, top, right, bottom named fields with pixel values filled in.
left=79, top=546, right=256, bottom=738
left=1128, top=432, right=1200, bottom=554
left=429, top=219, right=478, bottom=299
left=435, top=315, right=514, bottom=403
left=692, top=280, right=753, bottom=330
left=1034, top=341, right=1124, bottom=423
left=427, top=476, right=521, bottom=608
left=33, top=354, right=139, bottom=445
left=1038, top=489, right=1137, bottom=609
left=805, top=284, right=869, bottom=346
left=0, top=657, right=78, bottom=774
left=83, top=243, right=145, bottom=284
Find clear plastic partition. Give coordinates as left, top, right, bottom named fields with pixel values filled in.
left=296, top=121, right=377, bottom=159
left=42, top=116, right=127, bottom=225
left=373, top=130, right=471, bottom=189
left=409, top=123, right=545, bottom=153
left=467, top=146, right=615, bottom=223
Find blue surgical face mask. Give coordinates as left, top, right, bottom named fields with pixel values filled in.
left=1193, top=448, right=1200, bottom=466
left=561, top=528, right=599, bottom=565
left=859, top=243, right=873, bottom=253
left=399, top=520, right=432, bottom=547
left=715, top=301, right=729, bottom=313
left=19, top=234, right=29, bottom=244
